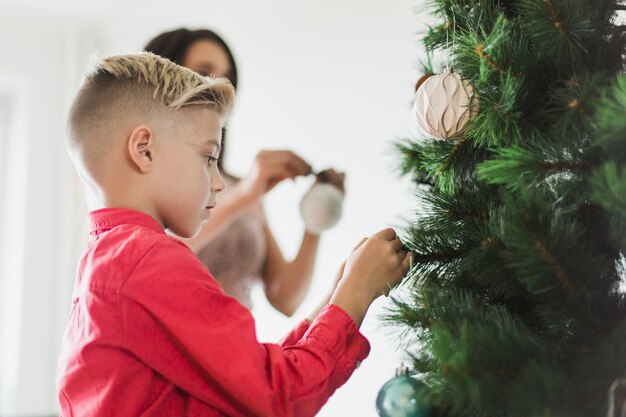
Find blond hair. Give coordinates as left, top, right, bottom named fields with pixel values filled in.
left=67, top=52, right=235, bottom=169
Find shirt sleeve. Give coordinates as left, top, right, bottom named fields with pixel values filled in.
left=279, top=319, right=310, bottom=347
left=119, top=240, right=370, bottom=417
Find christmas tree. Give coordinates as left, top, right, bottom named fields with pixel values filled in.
left=387, top=0, right=626, bottom=415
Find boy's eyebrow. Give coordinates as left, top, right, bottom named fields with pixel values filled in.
left=188, top=138, right=221, bottom=155
left=202, top=139, right=221, bottom=154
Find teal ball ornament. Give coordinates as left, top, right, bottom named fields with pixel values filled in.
left=376, top=365, right=430, bottom=417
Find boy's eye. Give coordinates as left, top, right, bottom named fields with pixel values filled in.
left=205, top=156, right=218, bottom=167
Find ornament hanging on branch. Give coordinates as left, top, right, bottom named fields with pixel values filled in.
left=375, top=363, right=431, bottom=417
left=413, top=67, right=477, bottom=140
left=413, top=16, right=478, bottom=140
left=414, top=73, right=434, bottom=92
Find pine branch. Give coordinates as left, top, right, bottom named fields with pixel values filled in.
left=395, top=138, right=489, bottom=193
left=496, top=192, right=619, bottom=322
left=477, top=145, right=588, bottom=191
left=391, top=287, right=563, bottom=414
left=388, top=1, right=626, bottom=414
left=467, top=73, right=534, bottom=148
left=594, top=75, right=626, bottom=162
left=518, top=0, right=594, bottom=71
left=395, top=141, right=438, bottom=187
left=530, top=231, right=572, bottom=296
left=590, top=161, right=626, bottom=218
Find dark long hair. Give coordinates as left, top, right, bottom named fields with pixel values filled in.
left=144, top=28, right=238, bottom=172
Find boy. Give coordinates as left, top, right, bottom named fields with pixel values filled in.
left=57, top=52, right=413, bottom=417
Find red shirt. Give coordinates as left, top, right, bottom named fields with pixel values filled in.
left=56, top=208, right=370, bottom=417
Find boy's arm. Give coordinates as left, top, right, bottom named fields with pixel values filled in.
left=120, top=241, right=369, bottom=417
left=278, top=259, right=347, bottom=347
left=278, top=318, right=310, bottom=347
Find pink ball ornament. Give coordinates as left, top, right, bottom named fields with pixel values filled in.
left=413, top=69, right=477, bottom=140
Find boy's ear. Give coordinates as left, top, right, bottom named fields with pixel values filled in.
left=127, top=125, right=154, bottom=173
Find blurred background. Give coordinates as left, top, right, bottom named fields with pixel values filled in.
left=0, top=0, right=425, bottom=415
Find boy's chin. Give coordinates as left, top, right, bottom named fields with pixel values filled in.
left=167, top=224, right=202, bottom=240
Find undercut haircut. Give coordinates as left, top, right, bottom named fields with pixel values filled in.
left=67, top=52, right=235, bottom=167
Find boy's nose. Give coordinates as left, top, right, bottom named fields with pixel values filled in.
left=213, top=170, right=226, bottom=193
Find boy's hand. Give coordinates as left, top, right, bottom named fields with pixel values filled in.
left=342, top=228, right=412, bottom=299
left=238, top=150, right=312, bottom=203
left=330, top=229, right=413, bottom=326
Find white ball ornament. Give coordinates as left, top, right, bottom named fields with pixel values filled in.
left=413, top=68, right=477, bottom=140
left=299, top=183, right=344, bottom=235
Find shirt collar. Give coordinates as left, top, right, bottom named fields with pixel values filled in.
left=88, top=208, right=165, bottom=236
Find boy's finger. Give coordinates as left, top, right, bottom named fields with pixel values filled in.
left=391, top=237, right=404, bottom=252
left=333, top=260, right=347, bottom=283
left=373, top=228, right=397, bottom=241
left=381, top=282, right=395, bottom=297
left=352, top=237, right=367, bottom=251
left=401, top=251, right=414, bottom=272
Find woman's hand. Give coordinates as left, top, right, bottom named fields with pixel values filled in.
left=315, top=168, right=345, bottom=193
left=237, top=150, right=312, bottom=204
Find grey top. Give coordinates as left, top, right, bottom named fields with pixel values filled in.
left=196, top=176, right=268, bottom=309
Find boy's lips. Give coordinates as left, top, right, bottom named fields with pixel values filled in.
left=205, top=204, right=216, bottom=209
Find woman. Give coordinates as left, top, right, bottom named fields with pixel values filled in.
left=144, top=28, right=345, bottom=315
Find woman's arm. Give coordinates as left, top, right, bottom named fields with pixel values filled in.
left=262, top=223, right=320, bottom=317
left=262, top=169, right=346, bottom=317
left=183, top=183, right=255, bottom=252
left=183, top=150, right=312, bottom=252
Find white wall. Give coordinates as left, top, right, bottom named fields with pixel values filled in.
left=0, top=0, right=425, bottom=415
left=0, top=9, right=102, bottom=414
left=0, top=15, right=73, bottom=416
